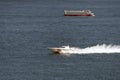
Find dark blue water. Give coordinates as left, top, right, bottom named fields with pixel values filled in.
left=0, top=0, right=120, bottom=80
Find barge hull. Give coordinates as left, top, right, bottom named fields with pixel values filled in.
left=64, top=14, right=92, bottom=16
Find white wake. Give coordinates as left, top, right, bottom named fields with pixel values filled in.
left=62, top=44, right=120, bottom=54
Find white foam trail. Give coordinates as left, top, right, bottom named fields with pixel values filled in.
left=62, top=44, right=120, bottom=54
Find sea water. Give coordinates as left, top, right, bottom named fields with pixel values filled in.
left=0, top=0, right=120, bottom=80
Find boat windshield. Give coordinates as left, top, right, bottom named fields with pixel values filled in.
left=61, top=46, right=69, bottom=48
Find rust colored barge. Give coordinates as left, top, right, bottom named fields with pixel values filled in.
left=64, top=10, right=95, bottom=16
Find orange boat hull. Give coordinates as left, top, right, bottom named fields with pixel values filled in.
left=48, top=48, right=62, bottom=54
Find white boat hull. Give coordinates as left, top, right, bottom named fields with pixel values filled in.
left=48, top=46, right=70, bottom=54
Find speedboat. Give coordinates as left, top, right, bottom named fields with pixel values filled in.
left=48, top=45, right=70, bottom=54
